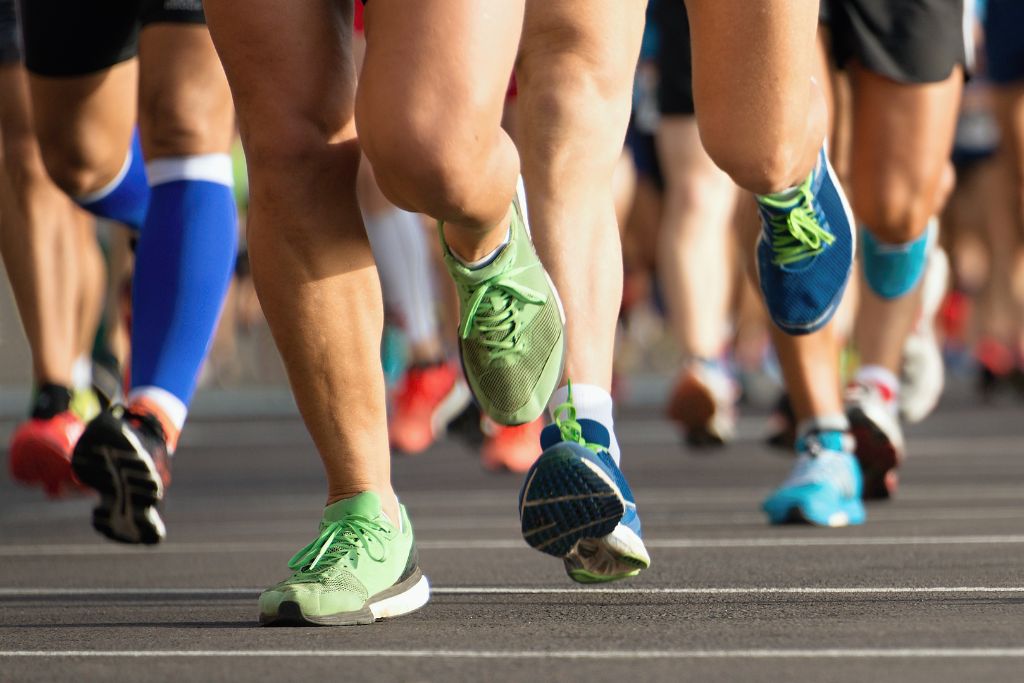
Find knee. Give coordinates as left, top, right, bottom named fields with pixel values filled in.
left=139, top=87, right=231, bottom=158
left=852, top=181, right=933, bottom=244
left=700, top=129, right=806, bottom=196
left=359, top=110, right=485, bottom=220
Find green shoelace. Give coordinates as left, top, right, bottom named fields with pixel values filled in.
left=759, top=176, right=835, bottom=266
left=287, top=516, right=389, bottom=573
left=551, top=383, right=607, bottom=455
left=459, top=264, right=546, bottom=361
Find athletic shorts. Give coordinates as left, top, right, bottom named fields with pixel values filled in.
left=984, top=0, right=1024, bottom=84
left=656, top=0, right=693, bottom=116
left=19, top=0, right=206, bottom=77
left=0, top=0, right=19, bottom=65
left=825, top=0, right=970, bottom=84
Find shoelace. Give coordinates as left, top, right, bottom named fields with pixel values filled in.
left=760, top=178, right=835, bottom=266
left=287, top=515, right=389, bottom=573
left=459, top=264, right=546, bottom=360
left=551, top=383, right=606, bottom=455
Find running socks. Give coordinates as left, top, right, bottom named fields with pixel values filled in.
left=364, top=207, right=440, bottom=347
left=76, top=129, right=150, bottom=231
left=796, top=413, right=850, bottom=442
left=31, top=383, right=72, bottom=420
left=861, top=220, right=935, bottom=300
left=128, top=153, right=238, bottom=451
left=548, top=384, right=621, bottom=465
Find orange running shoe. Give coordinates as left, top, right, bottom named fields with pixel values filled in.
left=667, top=360, right=738, bottom=448
left=480, top=416, right=544, bottom=473
left=389, top=362, right=471, bottom=454
left=9, top=411, right=86, bottom=498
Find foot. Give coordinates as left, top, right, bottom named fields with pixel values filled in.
left=763, top=430, right=866, bottom=527
left=667, top=360, right=738, bottom=447
left=480, top=416, right=544, bottom=473
left=259, top=492, right=429, bottom=626
left=388, top=361, right=471, bottom=454
left=71, top=405, right=171, bottom=544
left=756, top=146, right=855, bottom=335
left=8, top=411, right=86, bottom=498
left=900, top=245, right=949, bottom=423
left=519, top=389, right=650, bottom=583
left=440, top=182, right=565, bottom=425
left=846, top=379, right=905, bottom=500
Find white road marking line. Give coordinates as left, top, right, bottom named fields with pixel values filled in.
left=1, top=586, right=1022, bottom=597
left=2, top=649, right=1024, bottom=659
left=3, top=534, right=1024, bottom=556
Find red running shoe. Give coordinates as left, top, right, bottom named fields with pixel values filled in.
left=389, top=362, right=471, bottom=454
left=480, top=416, right=544, bottom=473
left=9, top=411, right=87, bottom=498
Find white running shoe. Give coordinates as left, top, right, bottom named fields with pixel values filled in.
left=846, top=379, right=905, bottom=500
left=900, top=245, right=949, bottom=424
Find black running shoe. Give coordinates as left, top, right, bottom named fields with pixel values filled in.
left=71, top=405, right=171, bottom=544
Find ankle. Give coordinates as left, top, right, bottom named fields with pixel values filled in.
left=126, top=387, right=186, bottom=453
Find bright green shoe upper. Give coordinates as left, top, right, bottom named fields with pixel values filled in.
left=440, top=193, right=565, bottom=426
left=260, top=492, right=415, bottom=619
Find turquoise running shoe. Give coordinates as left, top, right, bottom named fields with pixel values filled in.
left=763, top=431, right=866, bottom=527
left=259, top=492, right=429, bottom=625
left=861, top=220, right=934, bottom=300
left=519, top=388, right=650, bottom=583
left=756, top=146, right=855, bottom=335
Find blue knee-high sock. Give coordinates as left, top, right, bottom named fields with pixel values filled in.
left=78, top=129, right=150, bottom=231
left=129, top=154, right=238, bottom=413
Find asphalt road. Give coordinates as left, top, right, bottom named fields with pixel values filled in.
left=1, top=392, right=1022, bottom=682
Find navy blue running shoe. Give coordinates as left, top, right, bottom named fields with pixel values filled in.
left=756, top=146, right=855, bottom=335
left=519, top=388, right=649, bottom=583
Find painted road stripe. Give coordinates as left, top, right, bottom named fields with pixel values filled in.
left=4, top=534, right=1024, bottom=556
left=1, top=586, right=1022, bottom=597
left=2, top=649, right=1024, bottom=659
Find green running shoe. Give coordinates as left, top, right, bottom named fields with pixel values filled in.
left=259, top=492, right=429, bottom=626
left=440, top=180, right=565, bottom=426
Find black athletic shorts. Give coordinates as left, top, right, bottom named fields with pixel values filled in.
left=984, top=0, right=1024, bottom=85
left=0, top=0, right=19, bottom=65
left=825, top=0, right=970, bottom=84
left=656, top=0, right=693, bottom=116
left=19, top=0, right=206, bottom=77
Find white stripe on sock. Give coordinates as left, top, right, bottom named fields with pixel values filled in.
left=146, top=154, right=234, bottom=188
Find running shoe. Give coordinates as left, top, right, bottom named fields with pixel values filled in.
left=901, top=244, right=949, bottom=423
left=480, top=415, right=544, bottom=473
left=846, top=379, right=905, bottom=500
left=667, top=360, right=738, bottom=447
left=389, top=361, right=471, bottom=455
left=71, top=405, right=171, bottom=544
left=519, top=389, right=650, bottom=583
left=8, top=411, right=86, bottom=498
left=861, top=221, right=933, bottom=300
left=440, top=181, right=565, bottom=426
left=763, top=430, right=865, bottom=527
left=756, top=146, right=855, bottom=335
left=259, top=492, right=429, bottom=626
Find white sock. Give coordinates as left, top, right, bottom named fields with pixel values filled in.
left=453, top=227, right=511, bottom=270
left=126, top=386, right=187, bottom=431
left=548, top=383, right=621, bottom=466
left=797, top=414, right=850, bottom=441
left=364, top=207, right=440, bottom=347
left=71, top=354, right=93, bottom=392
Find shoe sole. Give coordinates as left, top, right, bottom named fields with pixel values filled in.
left=72, top=422, right=165, bottom=545
left=261, top=571, right=430, bottom=626
left=848, top=406, right=901, bottom=500
left=520, top=445, right=625, bottom=558
left=9, top=433, right=81, bottom=498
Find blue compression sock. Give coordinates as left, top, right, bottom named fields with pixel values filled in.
left=861, top=220, right=934, bottom=300
left=130, top=154, right=238, bottom=408
left=77, top=129, right=150, bottom=231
